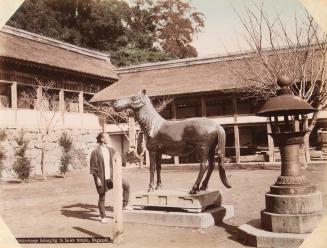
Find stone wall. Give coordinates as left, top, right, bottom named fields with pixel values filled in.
left=0, top=127, right=101, bottom=180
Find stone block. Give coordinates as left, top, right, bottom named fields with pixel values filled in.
left=265, top=191, right=323, bottom=214
left=132, top=189, right=221, bottom=213
left=124, top=205, right=234, bottom=228
left=261, top=210, right=323, bottom=233
left=238, top=219, right=308, bottom=248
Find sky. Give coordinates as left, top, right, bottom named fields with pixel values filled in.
left=189, top=0, right=307, bottom=56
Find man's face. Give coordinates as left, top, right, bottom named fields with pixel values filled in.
left=101, top=133, right=110, bottom=145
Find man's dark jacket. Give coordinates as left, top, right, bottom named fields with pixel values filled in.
left=90, top=145, right=114, bottom=194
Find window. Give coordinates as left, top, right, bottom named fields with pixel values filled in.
left=206, top=97, right=233, bottom=117
left=175, top=97, right=201, bottom=119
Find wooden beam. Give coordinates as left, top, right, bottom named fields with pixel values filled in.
left=232, top=96, right=240, bottom=163
left=234, top=125, right=241, bottom=164
left=11, top=82, right=17, bottom=109
left=113, top=152, right=123, bottom=241
left=78, top=91, right=84, bottom=113
left=171, top=101, right=177, bottom=120
left=201, top=96, right=206, bottom=117
left=267, top=122, right=275, bottom=162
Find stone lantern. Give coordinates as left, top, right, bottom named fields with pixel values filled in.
left=239, top=76, right=323, bottom=247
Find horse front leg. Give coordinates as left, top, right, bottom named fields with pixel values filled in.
left=190, top=147, right=209, bottom=194
left=148, top=152, right=156, bottom=192
left=155, top=153, right=163, bottom=190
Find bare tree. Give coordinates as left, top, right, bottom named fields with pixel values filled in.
left=85, top=96, right=174, bottom=166
left=232, top=2, right=327, bottom=162
left=19, top=80, right=72, bottom=180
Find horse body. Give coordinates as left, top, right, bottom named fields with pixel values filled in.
left=113, top=90, right=231, bottom=194
left=148, top=118, right=218, bottom=156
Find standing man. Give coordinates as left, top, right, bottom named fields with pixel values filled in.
left=90, top=132, right=132, bottom=224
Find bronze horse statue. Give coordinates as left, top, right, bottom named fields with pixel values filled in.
left=113, top=90, right=231, bottom=194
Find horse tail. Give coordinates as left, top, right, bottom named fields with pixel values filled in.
left=216, top=125, right=232, bottom=188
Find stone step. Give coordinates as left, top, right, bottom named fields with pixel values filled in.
left=265, top=191, right=323, bottom=214
left=261, top=210, right=323, bottom=233
left=123, top=205, right=234, bottom=228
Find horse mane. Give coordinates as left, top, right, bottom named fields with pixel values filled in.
left=134, top=95, right=165, bottom=137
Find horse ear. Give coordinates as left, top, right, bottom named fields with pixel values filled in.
left=142, top=89, right=146, bottom=95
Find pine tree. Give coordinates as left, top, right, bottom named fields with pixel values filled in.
left=13, top=130, right=32, bottom=181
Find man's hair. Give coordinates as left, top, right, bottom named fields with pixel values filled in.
left=96, top=132, right=109, bottom=144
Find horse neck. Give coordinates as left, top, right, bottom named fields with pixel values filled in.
left=134, top=100, right=165, bottom=137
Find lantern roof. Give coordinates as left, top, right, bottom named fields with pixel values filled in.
left=256, top=76, right=316, bottom=117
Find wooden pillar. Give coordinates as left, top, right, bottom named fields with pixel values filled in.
left=303, top=116, right=311, bottom=162
left=78, top=91, right=83, bottom=113
left=267, top=122, right=275, bottom=162
left=36, top=86, right=42, bottom=110
left=145, top=149, right=150, bottom=167
left=171, top=101, right=177, bottom=120
left=112, top=152, right=123, bottom=241
left=201, top=96, right=206, bottom=117
left=59, top=90, right=65, bottom=112
left=11, top=82, right=17, bottom=109
left=234, top=125, right=241, bottom=163
left=174, top=156, right=179, bottom=165
left=121, top=134, right=125, bottom=162
left=128, top=116, right=136, bottom=151
left=171, top=101, right=179, bottom=165
left=233, top=96, right=240, bottom=163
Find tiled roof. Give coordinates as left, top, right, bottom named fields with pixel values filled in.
left=0, top=25, right=118, bottom=80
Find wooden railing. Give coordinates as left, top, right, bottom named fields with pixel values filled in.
left=0, top=70, right=108, bottom=94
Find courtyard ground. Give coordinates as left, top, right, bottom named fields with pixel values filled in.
left=1, top=164, right=326, bottom=248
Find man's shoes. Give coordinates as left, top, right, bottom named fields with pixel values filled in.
left=122, top=205, right=133, bottom=211
left=100, top=217, right=110, bottom=224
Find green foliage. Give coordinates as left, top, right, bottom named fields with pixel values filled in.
left=111, top=44, right=175, bottom=66
left=58, top=131, right=73, bottom=153
left=8, top=0, right=204, bottom=66
left=13, top=130, right=31, bottom=181
left=152, top=0, right=204, bottom=58
left=59, top=152, right=72, bottom=175
left=58, top=131, right=73, bottom=175
left=0, top=130, right=7, bottom=179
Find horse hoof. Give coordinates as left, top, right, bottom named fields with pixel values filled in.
left=148, top=187, right=155, bottom=192
left=155, top=184, right=163, bottom=190
left=189, top=188, right=199, bottom=194
left=199, top=185, right=207, bottom=191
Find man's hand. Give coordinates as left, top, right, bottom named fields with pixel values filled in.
left=96, top=177, right=102, bottom=187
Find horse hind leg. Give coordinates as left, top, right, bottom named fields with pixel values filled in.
left=200, top=147, right=215, bottom=191
left=189, top=147, right=209, bottom=194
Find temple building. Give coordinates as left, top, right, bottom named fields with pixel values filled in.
left=1, top=25, right=326, bottom=173
left=95, top=52, right=327, bottom=164
left=0, top=25, right=118, bottom=177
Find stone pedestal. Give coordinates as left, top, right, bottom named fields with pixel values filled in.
left=261, top=191, right=323, bottom=234
left=126, top=189, right=233, bottom=228
left=123, top=205, right=234, bottom=228
left=132, top=189, right=221, bottom=213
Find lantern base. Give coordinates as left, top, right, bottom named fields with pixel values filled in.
left=261, top=189, right=323, bottom=234
left=261, top=210, right=323, bottom=234
left=238, top=219, right=309, bottom=248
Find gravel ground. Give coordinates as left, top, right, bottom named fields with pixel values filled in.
left=1, top=166, right=326, bottom=248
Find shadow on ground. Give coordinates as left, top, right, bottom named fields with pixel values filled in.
left=73, top=226, right=105, bottom=237
left=61, top=203, right=113, bottom=221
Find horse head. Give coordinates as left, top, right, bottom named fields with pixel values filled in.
left=113, top=89, right=147, bottom=112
